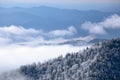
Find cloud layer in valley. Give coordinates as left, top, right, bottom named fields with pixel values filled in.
left=0, top=44, right=89, bottom=73
left=0, top=25, right=89, bottom=73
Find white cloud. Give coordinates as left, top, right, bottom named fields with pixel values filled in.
left=81, top=22, right=106, bottom=34
left=0, top=25, right=94, bottom=72
left=0, top=25, right=78, bottom=46
left=0, top=37, right=11, bottom=45
left=81, top=14, right=120, bottom=35
left=101, top=14, right=120, bottom=28
left=0, top=25, right=43, bottom=44
left=0, top=25, right=39, bottom=35
left=0, top=44, right=89, bottom=73
left=0, top=25, right=92, bottom=73
left=49, top=26, right=77, bottom=37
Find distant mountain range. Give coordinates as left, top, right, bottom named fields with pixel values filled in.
left=0, top=6, right=119, bottom=31
left=0, top=38, right=120, bottom=80
left=0, top=6, right=120, bottom=38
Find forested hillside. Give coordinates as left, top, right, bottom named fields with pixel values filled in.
left=0, top=38, right=120, bottom=80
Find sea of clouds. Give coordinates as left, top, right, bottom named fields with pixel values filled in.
left=0, top=25, right=90, bottom=73
left=0, top=14, right=120, bottom=73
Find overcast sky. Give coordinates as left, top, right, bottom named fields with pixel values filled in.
left=0, top=0, right=120, bottom=10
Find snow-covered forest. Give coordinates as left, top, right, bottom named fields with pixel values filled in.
left=0, top=38, right=120, bottom=80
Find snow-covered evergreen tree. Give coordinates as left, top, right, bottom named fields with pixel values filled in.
left=0, top=38, right=120, bottom=80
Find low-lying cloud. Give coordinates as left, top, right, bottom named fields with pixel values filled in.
left=0, top=25, right=39, bottom=35
left=0, top=25, right=41, bottom=44
left=81, top=14, right=120, bottom=35
left=0, top=25, right=91, bottom=73
left=0, top=44, right=89, bottom=73
left=0, top=25, right=77, bottom=45
left=49, top=26, right=77, bottom=37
